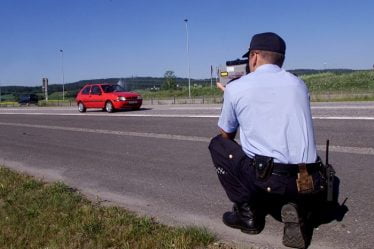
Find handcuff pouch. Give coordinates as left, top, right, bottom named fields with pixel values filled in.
left=254, top=155, right=274, bottom=180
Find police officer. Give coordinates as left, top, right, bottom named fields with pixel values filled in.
left=209, top=32, right=324, bottom=248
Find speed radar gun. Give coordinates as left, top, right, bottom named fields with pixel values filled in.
left=218, top=59, right=249, bottom=86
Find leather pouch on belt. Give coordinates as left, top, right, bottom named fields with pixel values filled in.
left=296, top=163, right=314, bottom=193
left=254, top=155, right=274, bottom=180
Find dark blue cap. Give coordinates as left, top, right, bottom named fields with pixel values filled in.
left=242, top=32, right=286, bottom=58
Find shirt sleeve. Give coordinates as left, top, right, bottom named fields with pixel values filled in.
left=218, top=88, right=239, bottom=133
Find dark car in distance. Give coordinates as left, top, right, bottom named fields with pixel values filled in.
left=75, top=84, right=143, bottom=113
left=18, top=94, right=39, bottom=105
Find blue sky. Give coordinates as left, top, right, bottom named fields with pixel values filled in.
left=1, top=0, right=373, bottom=86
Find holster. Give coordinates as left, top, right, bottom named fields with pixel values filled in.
left=254, top=155, right=274, bottom=180
left=296, top=163, right=314, bottom=194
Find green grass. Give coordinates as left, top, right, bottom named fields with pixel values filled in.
left=137, top=86, right=222, bottom=99
left=48, top=91, right=69, bottom=100
left=39, top=99, right=74, bottom=106
left=302, top=70, right=374, bottom=102
left=137, top=71, right=374, bottom=101
left=302, top=70, right=374, bottom=93
left=0, top=166, right=220, bottom=249
left=0, top=101, right=19, bottom=107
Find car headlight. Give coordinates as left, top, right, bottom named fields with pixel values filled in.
left=137, top=96, right=142, bottom=100
left=118, top=96, right=126, bottom=101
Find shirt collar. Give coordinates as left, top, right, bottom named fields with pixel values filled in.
left=254, top=64, right=282, bottom=73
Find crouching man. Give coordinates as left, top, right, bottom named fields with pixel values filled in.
left=209, top=32, right=325, bottom=248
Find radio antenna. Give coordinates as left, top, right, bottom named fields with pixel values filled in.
left=326, top=139, right=329, bottom=165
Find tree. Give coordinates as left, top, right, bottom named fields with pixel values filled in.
left=162, top=70, right=177, bottom=90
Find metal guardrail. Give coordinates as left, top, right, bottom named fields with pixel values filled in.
left=309, top=91, right=374, bottom=101
left=0, top=100, right=75, bottom=108
left=142, top=96, right=223, bottom=105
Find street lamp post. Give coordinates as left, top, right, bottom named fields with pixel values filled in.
left=60, top=49, right=65, bottom=101
left=184, top=19, right=191, bottom=99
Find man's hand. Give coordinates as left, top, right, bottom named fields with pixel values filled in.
left=216, top=82, right=225, bottom=92
left=220, top=128, right=236, bottom=140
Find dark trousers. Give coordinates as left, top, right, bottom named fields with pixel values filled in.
left=208, top=135, right=324, bottom=207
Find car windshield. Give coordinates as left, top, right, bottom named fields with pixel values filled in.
left=102, top=85, right=126, bottom=93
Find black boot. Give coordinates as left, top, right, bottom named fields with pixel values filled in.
left=222, top=203, right=263, bottom=234
left=281, top=203, right=307, bottom=248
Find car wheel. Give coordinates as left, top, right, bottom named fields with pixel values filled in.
left=105, top=101, right=114, bottom=113
left=78, top=102, right=86, bottom=113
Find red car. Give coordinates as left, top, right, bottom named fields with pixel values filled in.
left=75, top=84, right=142, bottom=113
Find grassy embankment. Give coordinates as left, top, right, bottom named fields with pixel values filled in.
left=302, top=70, right=374, bottom=101
left=0, top=166, right=225, bottom=249
left=138, top=70, right=374, bottom=102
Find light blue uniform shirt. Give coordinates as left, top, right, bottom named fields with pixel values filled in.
left=218, top=64, right=317, bottom=164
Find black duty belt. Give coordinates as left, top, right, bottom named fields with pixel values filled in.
left=271, top=161, right=322, bottom=177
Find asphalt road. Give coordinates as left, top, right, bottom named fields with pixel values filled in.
left=0, top=102, right=373, bottom=249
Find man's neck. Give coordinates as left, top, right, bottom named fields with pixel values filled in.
left=254, top=64, right=281, bottom=72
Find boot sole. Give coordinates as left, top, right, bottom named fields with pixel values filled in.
left=281, top=204, right=306, bottom=248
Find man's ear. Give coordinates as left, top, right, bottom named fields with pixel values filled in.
left=253, top=53, right=257, bottom=68
left=249, top=53, right=257, bottom=72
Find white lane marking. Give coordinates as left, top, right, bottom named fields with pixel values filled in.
left=0, top=112, right=374, bottom=120
left=311, top=106, right=374, bottom=109
left=316, top=145, right=374, bottom=155
left=313, top=116, right=374, bottom=120
left=0, top=108, right=74, bottom=111
left=168, top=107, right=222, bottom=110
left=0, top=121, right=373, bottom=156
left=0, top=112, right=220, bottom=118
left=0, top=122, right=210, bottom=142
